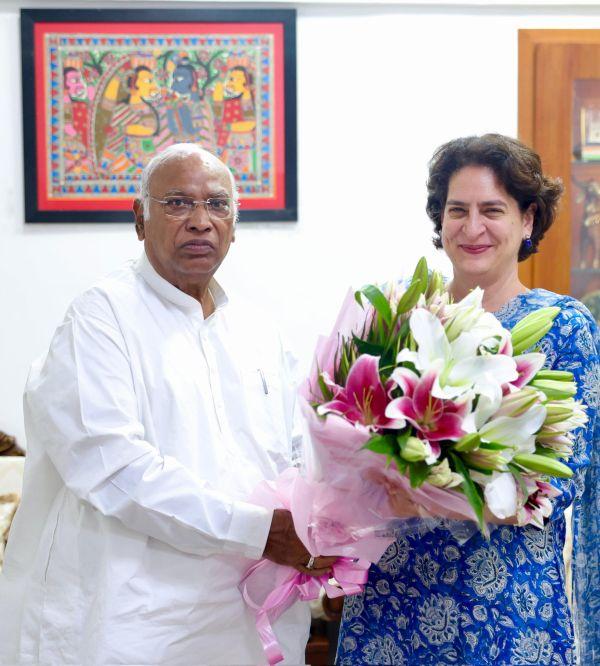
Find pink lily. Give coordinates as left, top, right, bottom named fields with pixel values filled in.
left=385, top=367, right=470, bottom=460
left=498, top=336, right=513, bottom=356
left=317, top=355, right=401, bottom=430
left=517, top=479, right=562, bottom=529
left=503, top=353, right=545, bottom=393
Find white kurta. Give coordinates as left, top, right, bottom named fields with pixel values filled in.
left=0, top=254, right=310, bottom=665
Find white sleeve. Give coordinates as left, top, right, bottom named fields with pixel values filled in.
left=24, top=303, right=272, bottom=559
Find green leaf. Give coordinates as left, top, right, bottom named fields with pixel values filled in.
left=363, top=434, right=397, bottom=456
left=412, top=257, right=429, bottom=292
left=396, top=278, right=424, bottom=315
left=352, top=335, right=385, bottom=357
left=317, top=372, right=333, bottom=402
left=453, top=433, right=481, bottom=452
left=450, top=452, right=485, bottom=533
left=479, top=441, right=510, bottom=451
left=507, top=463, right=529, bottom=498
left=356, top=285, right=392, bottom=327
left=392, top=455, right=408, bottom=475
left=408, top=461, right=430, bottom=488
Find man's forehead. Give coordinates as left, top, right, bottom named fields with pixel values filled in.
left=150, top=153, right=231, bottom=189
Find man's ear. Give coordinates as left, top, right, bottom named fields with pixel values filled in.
left=133, top=199, right=145, bottom=240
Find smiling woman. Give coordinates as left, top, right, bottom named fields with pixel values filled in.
left=336, top=134, right=599, bottom=666
left=426, top=134, right=563, bottom=312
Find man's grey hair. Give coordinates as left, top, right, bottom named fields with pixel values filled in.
left=139, top=143, right=239, bottom=221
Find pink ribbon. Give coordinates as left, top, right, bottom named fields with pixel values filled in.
left=240, top=557, right=370, bottom=665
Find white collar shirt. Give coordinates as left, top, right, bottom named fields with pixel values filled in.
left=0, top=253, right=308, bottom=665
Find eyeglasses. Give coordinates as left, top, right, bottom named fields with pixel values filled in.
left=149, top=195, right=234, bottom=221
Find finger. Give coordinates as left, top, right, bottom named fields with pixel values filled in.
left=296, top=565, right=332, bottom=578
left=314, top=556, right=339, bottom=569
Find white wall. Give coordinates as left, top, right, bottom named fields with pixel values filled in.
left=1, top=1, right=600, bottom=446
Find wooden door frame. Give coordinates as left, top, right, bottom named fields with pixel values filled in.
left=518, top=29, right=600, bottom=287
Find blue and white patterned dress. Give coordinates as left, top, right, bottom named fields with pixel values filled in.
left=337, top=289, right=599, bottom=665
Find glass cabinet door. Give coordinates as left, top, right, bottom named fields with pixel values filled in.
left=519, top=31, right=600, bottom=323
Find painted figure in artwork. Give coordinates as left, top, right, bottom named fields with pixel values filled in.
left=166, top=57, right=199, bottom=138
left=62, top=59, right=93, bottom=175
left=164, top=56, right=216, bottom=152
left=213, top=65, right=257, bottom=175
left=100, top=61, right=161, bottom=175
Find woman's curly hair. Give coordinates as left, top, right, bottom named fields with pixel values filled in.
left=426, top=134, right=564, bottom=261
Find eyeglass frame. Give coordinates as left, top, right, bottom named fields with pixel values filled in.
left=148, top=194, right=237, bottom=221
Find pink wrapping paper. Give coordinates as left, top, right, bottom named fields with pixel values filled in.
left=239, top=468, right=396, bottom=665
left=241, top=289, right=479, bottom=663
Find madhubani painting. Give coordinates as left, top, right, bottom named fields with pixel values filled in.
left=21, top=10, right=297, bottom=222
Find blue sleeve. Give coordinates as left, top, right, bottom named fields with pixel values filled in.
left=544, top=308, right=598, bottom=517
left=547, top=304, right=599, bottom=664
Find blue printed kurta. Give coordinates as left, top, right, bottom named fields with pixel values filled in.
left=337, top=289, right=599, bottom=665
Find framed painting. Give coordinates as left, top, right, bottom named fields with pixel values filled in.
left=21, top=8, right=297, bottom=223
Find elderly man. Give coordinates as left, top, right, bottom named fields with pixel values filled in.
left=0, top=144, right=334, bottom=665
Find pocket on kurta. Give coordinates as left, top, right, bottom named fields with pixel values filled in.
left=240, top=367, right=291, bottom=468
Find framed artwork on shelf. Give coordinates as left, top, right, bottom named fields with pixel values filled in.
left=20, top=8, right=297, bottom=223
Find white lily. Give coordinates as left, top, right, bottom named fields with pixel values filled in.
left=443, top=288, right=507, bottom=345
left=484, top=472, right=518, bottom=519
left=404, top=308, right=518, bottom=402
left=462, top=391, right=503, bottom=433
left=478, top=403, right=547, bottom=458
left=443, top=288, right=486, bottom=340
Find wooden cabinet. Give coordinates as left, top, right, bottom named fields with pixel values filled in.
left=519, top=30, right=600, bottom=321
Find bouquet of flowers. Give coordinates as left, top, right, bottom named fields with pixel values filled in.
left=303, top=257, right=587, bottom=532
left=241, top=258, right=587, bottom=664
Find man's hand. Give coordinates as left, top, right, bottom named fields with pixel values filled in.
left=263, top=509, right=338, bottom=578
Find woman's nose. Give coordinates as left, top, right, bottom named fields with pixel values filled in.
left=462, top=211, right=485, bottom=237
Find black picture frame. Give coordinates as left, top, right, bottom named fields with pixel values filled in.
left=21, top=8, right=297, bottom=223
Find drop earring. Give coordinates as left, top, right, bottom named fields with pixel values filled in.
left=523, top=236, right=533, bottom=251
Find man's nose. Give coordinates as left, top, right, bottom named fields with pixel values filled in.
left=185, top=205, right=213, bottom=231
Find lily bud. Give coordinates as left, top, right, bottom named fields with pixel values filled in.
left=399, top=436, right=430, bottom=462
left=512, top=453, right=573, bottom=478
left=544, top=403, right=577, bottom=424
left=444, top=306, right=480, bottom=342
left=542, top=399, right=587, bottom=429
left=427, top=458, right=462, bottom=488
left=529, top=379, right=577, bottom=401
left=425, top=270, right=444, bottom=300
left=495, top=387, right=542, bottom=418
left=463, top=448, right=507, bottom=472
left=533, top=370, right=574, bottom=382
left=536, top=437, right=573, bottom=458
left=510, top=307, right=559, bottom=354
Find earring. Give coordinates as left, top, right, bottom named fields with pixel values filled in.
left=523, top=236, right=533, bottom=251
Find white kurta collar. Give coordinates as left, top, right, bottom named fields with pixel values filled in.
left=135, top=251, right=228, bottom=316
